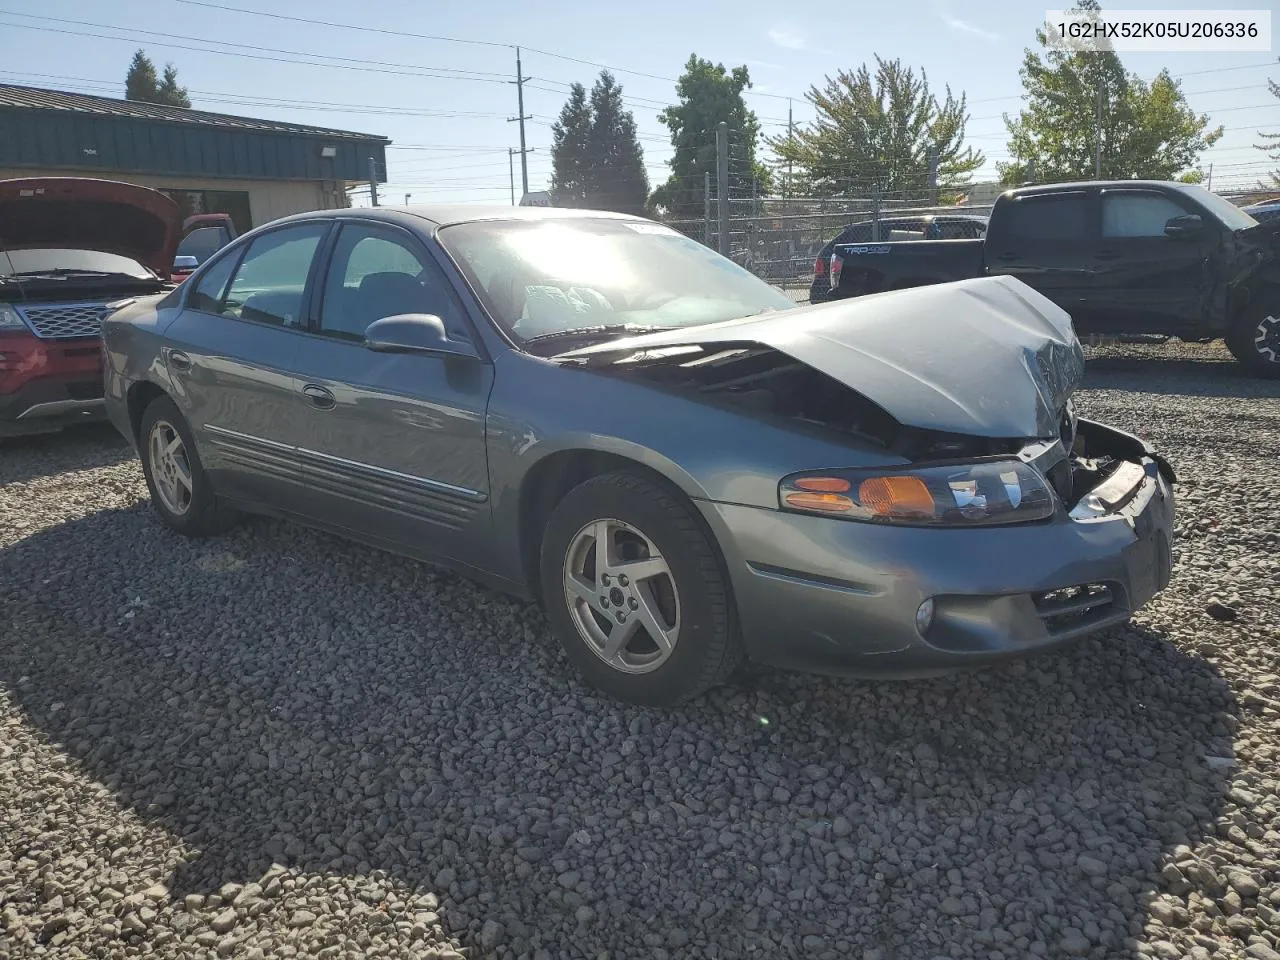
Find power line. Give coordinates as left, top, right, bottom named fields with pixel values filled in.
left=0, top=15, right=514, bottom=85
left=169, top=0, right=807, bottom=103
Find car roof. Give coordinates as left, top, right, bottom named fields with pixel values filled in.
left=262, top=204, right=649, bottom=231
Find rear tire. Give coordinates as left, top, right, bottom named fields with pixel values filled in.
left=539, top=470, right=741, bottom=706
left=138, top=395, right=237, bottom=536
left=1225, top=306, right=1280, bottom=378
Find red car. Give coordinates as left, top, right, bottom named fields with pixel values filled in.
left=0, top=176, right=181, bottom=438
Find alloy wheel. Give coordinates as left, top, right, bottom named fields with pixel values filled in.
left=147, top=419, right=194, bottom=516
left=562, top=518, right=681, bottom=675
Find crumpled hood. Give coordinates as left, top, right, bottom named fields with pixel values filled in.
left=0, top=176, right=183, bottom=278
left=558, top=274, right=1086, bottom=439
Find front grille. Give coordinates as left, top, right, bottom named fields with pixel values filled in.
left=16, top=302, right=111, bottom=340
left=1032, top=582, right=1116, bottom=636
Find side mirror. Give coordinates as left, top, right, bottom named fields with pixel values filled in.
left=364, top=313, right=479, bottom=360
left=173, top=255, right=199, bottom=270
left=1164, top=214, right=1204, bottom=238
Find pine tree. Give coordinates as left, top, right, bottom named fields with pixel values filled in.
left=550, top=84, right=592, bottom=207
left=156, top=64, right=191, bottom=108
left=585, top=71, right=649, bottom=215
left=125, top=49, right=191, bottom=108
left=125, top=49, right=159, bottom=102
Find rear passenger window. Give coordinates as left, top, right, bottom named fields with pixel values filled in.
left=218, top=224, right=328, bottom=327
left=1102, top=193, right=1191, bottom=238
left=1002, top=193, right=1089, bottom=242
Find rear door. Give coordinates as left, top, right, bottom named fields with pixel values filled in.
left=985, top=189, right=1100, bottom=327
left=161, top=220, right=331, bottom=505
left=288, top=220, right=495, bottom=567
left=1089, top=187, right=1211, bottom=333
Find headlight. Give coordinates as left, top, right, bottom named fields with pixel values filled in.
left=779, top=459, right=1056, bottom=526
left=0, top=303, right=25, bottom=330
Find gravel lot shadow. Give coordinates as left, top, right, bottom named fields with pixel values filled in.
left=1083, top=349, right=1280, bottom=401
left=0, top=422, right=131, bottom=486
left=0, top=506, right=1240, bottom=960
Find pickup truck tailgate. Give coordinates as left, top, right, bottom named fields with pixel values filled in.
left=831, top=238, right=985, bottom=299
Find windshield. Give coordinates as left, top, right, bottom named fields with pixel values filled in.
left=176, top=226, right=230, bottom=265
left=0, top=247, right=154, bottom=278
left=436, top=217, right=796, bottom=350
left=1179, top=185, right=1259, bottom=231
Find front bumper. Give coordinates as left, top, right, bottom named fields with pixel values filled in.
left=699, top=441, right=1176, bottom=678
left=0, top=333, right=106, bottom=438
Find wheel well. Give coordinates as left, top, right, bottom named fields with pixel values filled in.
left=126, top=381, right=168, bottom=442
left=518, top=450, right=705, bottom=604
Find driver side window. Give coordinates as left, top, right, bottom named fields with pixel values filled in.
left=318, top=225, right=466, bottom=343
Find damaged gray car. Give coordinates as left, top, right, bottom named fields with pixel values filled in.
left=101, top=207, right=1176, bottom=705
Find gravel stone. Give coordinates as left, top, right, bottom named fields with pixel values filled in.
left=2, top=348, right=1279, bottom=958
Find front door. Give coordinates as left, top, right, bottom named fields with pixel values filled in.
left=289, top=220, right=495, bottom=567
left=1088, top=188, right=1211, bottom=334
left=162, top=221, right=330, bottom=506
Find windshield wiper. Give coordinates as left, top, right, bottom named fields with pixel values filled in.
left=7, top=268, right=128, bottom=279
left=523, top=323, right=674, bottom=349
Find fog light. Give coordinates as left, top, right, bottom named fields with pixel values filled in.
left=915, top=598, right=935, bottom=636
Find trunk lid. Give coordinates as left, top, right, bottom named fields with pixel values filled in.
left=555, top=274, right=1086, bottom=440
left=0, top=176, right=183, bottom=279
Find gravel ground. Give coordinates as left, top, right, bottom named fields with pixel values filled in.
left=2, top=340, right=1279, bottom=960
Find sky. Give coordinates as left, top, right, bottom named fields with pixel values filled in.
left=0, top=0, right=1276, bottom=205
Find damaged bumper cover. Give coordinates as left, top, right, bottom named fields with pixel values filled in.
left=696, top=418, right=1176, bottom=678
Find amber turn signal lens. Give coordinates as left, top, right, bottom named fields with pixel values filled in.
left=783, top=491, right=854, bottom=512
left=858, top=476, right=935, bottom=517
left=793, top=476, right=852, bottom=493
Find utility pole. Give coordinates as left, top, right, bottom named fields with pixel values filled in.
left=1207, top=163, right=1214, bottom=191
left=786, top=99, right=793, bottom=200
left=404, top=193, right=411, bottom=205
left=1095, top=85, right=1103, bottom=179
left=716, top=121, right=729, bottom=257
left=926, top=145, right=939, bottom=204
left=508, top=47, right=532, bottom=199
left=367, top=156, right=379, bottom=207
left=509, top=149, right=517, bottom=205
left=703, top=170, right=712, bottom=246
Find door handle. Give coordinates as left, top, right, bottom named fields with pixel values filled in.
left=301, top=383, right=336, bottom=410
left=165, top=349, right=192, bottom=372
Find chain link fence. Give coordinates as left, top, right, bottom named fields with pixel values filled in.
left=663, top=193, right=996, bottom=304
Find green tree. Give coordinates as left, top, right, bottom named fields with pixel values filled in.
left=156, top=63, right=191, bottom=108
left=585, top=71, right=649, bottom=216
left=649, top=55, right=770, bottom=218
left=768, top=55, right=982, bottom=199
left=1255, top=77, right=1280, bottom=188
left=549, top=72, right=649, bottom=214
left=125, top=49, right=190, bottom=107
left=999, top=0, right=1221, bottom=184
left=125, top=49, right=159, bottom=103
left=550, top=83, right=593, bottom=207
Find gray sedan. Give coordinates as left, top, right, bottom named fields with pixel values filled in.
left=101, top=206, right=1176, bottom=705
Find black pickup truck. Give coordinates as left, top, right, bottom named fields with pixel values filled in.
left=825, top=180, right=1280, bottom=376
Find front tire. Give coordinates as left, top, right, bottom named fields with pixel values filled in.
left=138, top=395, right=236, bottom=536
left=539, top=471, right=741, bottom=706
left=1226, top=306, right=1280, bottom=378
